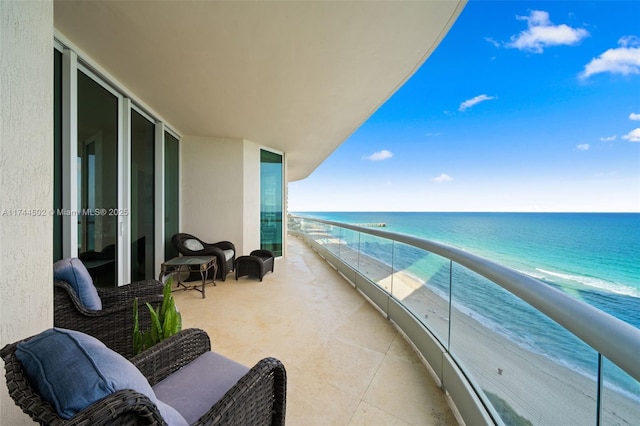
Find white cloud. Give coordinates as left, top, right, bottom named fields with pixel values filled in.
left=622, top=128, right=640, bottom=142
left=619, top=35, right=640, bottom=48
left=630, top=113, right=640, bottom=121
left=577, top=144, right=590, bottom=151
left=459, top=94, right=495, bottom=111
left=506, top=10, right=589, bottom=53
left=432, top=173, right=453, bottom=183
left=580, top=37, right=640, bottom=79
left=600, top=135, right=617, bottom=142
left=363, top=149, right=393, bottom=161
left=484, top=37, right=501, bottom=48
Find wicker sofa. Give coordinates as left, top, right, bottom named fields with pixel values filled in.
left=1, top=328, right=287, bottom=425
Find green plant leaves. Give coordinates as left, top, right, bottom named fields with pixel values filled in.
left=133, top=278, right=182, bottom=355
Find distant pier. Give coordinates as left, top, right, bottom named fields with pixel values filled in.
left=357, top=223, right=387, bottom=227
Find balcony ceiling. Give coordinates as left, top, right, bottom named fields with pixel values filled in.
left=54, top=1, right=465, bottom=181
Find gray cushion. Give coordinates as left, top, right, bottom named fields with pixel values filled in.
left=184, top=238, right=204, bottom=251
left=153, top=351, right=250, bottom=425
left=15, top=328, right=187, bottom=426
left=53, top=258, right=102, bottom=310
left=223, top=249, right=234, bottom=261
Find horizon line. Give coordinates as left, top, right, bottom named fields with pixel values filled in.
left=289, top=210, right=640, bottom=214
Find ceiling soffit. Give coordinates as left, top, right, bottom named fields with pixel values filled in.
left=54, top=1, right=465, bottom=181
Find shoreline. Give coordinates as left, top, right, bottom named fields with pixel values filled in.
left=327, top=240, right=639, bottom=424
left=389, top=268, right=640, bottom=424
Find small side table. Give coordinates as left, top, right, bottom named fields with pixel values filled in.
left=159, top=256, right=217, bottom=298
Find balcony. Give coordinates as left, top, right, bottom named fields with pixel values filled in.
left=284, top=216, right=640, bottom=425
left=172, top=235, right=457, bottom=425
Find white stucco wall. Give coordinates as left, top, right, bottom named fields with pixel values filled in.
left=181, top=136, right=262, bottom=257
left=0, top=1, right=54, bottom=424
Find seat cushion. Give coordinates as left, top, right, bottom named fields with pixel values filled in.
left=223, top=249, right=234, bottom=261
left=53, top=258, right=102, bottom=310
left=15, top=328, right=187, bottom=426
left=153, top=351, right=250, bottom=425
left=183, top=238, right=204, bottom=251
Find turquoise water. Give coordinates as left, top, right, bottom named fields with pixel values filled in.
left=294, top=212, right=640, bottom=397
left=297, top=212, right=640, bottom=325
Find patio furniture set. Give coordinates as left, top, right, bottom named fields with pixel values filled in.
left=165, top=233, right=275, bottom=298
left=1, top=237, right=286, bottom=425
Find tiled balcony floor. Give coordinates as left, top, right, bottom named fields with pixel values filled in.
left=172, top=235, right=457, bottom=426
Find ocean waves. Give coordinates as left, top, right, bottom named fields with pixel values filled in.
left=525, top=268, right=640, bottom=298
left=533, top=268, right=640, bottom=299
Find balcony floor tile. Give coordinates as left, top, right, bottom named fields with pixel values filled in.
left=172, top=235, right=456, bottom=425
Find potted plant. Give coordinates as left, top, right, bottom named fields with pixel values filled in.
left=133, top=278, right=182, bottom=355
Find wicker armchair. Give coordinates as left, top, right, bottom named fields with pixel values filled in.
left=54, top=279, right=163, bottom=359
left=1, top=328, right=287, bottom=426
left=171, top=233, right=236, bottom=281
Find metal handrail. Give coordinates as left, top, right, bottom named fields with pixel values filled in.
left=289, top=215, right=640, bottom=382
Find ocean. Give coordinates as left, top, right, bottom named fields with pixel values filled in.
left=294, top=212, right=640, bottom=397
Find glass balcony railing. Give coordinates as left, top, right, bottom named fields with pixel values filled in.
left=288, top=215, right=640, bottom=426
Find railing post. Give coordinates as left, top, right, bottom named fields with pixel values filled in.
left=357, top=232, right=361, bottom=273
left=390, top=241, right=395, bottom=297
left=388, top=240, right=394, bottom=314
left=448, top=259, right=453, bottom=352
left=596, top=353, right=603, bottom=426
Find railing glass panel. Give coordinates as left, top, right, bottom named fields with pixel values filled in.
left=449, top=263, right=599, bottom=425
left=358, top=234, right=393, bottom=293
left=337, top=227, right=360, bottom=267
left=391, top=242, right=451, bottom=347
left=322, top=224, right=342, bottom=256
left=307, top=222, right=332, bottom=246
left=601, top=358, right=640, bottom=424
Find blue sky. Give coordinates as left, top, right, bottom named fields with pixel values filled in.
left=289, top=1, right=640, bottom=212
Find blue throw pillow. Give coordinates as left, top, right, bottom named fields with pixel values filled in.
left=15, top=328, right=187, bottom=426
left=53, top=258, right=102, bottom=310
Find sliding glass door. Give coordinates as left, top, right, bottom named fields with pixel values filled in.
left=54, top=46, right=181, bottom=286
left=54, top=49, right=63, bottom=262
left=77, top=70, right=119, bottom=286
left=130, top=109, right=155, bottom=281
left=164, top=132, right=180, bottom=261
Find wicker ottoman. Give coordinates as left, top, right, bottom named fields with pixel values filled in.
left=235, top=250, right=275, bottom=281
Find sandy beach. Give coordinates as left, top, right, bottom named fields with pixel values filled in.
left=320, top=237, right=640, bottom=425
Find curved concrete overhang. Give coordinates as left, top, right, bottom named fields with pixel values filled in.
left=54, top=1, right=465, bottom=181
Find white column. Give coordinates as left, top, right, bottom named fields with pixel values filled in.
left=0, top=2, right=54, bottom=424
left=120, top=98, right=132, bottom=285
